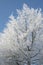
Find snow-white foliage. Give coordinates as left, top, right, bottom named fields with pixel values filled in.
left=0, top=3, right=43, bottom=65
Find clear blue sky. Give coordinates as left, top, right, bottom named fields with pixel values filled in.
left=0, top=0, right=43, bottom=32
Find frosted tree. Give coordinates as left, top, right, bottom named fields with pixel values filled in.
left=0, top=4, right=43, bottom=65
